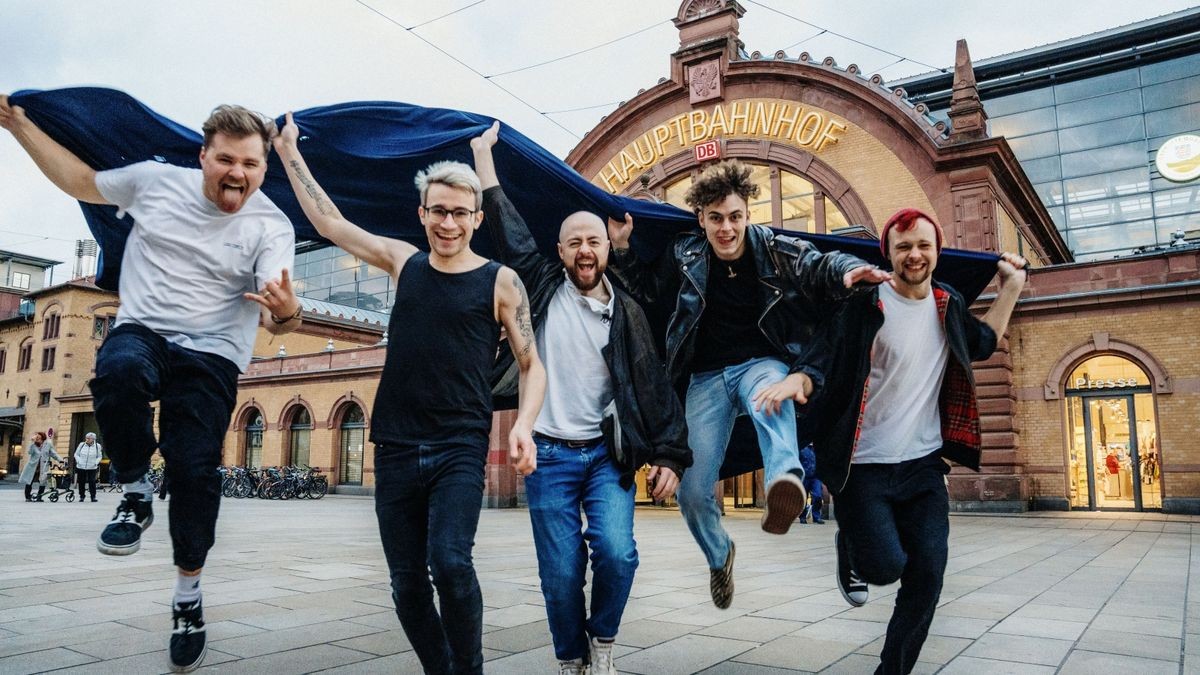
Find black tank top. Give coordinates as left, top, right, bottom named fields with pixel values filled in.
left=370, top=253, right=502, bottom=447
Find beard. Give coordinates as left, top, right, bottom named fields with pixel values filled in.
left=566, top=261, right=604, bottom=292
left=897, top=265, right=932, bottom=286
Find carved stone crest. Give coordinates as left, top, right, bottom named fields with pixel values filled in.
left=689, top=59, right=722, bottom=103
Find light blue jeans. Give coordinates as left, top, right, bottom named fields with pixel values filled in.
left=525, top=438, right=638, bottom=661
left=678, top=356, right=802, bottom=569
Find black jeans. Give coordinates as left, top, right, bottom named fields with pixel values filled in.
left=89, top=324, right=239, bottom=570
left=76, top=468, right=98, bottom=500
left=375, top=441, right=487, bottom=675
left=834, top=450, right=950, bottom=675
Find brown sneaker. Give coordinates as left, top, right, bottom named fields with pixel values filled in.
left=761, top=469, right=807, bottom=535
left=709, top=541, right=736, bottom=609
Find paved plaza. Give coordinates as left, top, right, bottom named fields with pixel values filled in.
left=0, top=488, right=1194, bottom=674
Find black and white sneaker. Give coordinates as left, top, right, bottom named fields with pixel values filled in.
left=169, top=599, right=207, bottom=673
left=836, top=530, right=868, bottom=607
left=97, top=493, right=153, bottom=556
left=709, top=541, right=736, bottom=609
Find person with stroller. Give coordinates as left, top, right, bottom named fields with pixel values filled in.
left=20, top=431, right=63, bottom=502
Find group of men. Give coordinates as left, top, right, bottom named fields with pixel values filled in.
left=1, top=95, right=1026, bottom=675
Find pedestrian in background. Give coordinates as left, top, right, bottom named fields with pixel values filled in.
left=20, top=432, right=63, bottom=502
left=74, top=432, right=103, bottom=503
left=797, top=445, right=825, bottom=524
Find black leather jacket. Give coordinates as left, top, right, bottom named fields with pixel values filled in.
left=483, top=187, right=692, bottom=483
left=608, top=224, right=870, bottom=393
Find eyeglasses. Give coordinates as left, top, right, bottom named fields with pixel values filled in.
left=423, top=205, right=476, bottom=225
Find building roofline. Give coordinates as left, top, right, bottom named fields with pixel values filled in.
left=890, top=7, right=1200, bottom=100
left=0, top=249, right=63, bottom=268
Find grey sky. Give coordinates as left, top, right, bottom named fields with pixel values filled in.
left=1, top=0, right=1194, bottom=279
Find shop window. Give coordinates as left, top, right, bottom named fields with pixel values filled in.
left=339, top=404, right=366, bottom=486
left=17, top=341, right=32, bottom=371
left=38, top=390, right=50, bottom=407
left=42, top=312, right=61, bottom=340
left=40, top=347, right=56, bottom=372
left=1064, top=355, right=1160, bottom=511
left=243, top=411, right=264, bottom=469
left=286, top=407, right=312, bottom=468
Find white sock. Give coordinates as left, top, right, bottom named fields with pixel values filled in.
left=123, top=475, right=155, bottom=500
left=174, top=572, right=201, bottom=606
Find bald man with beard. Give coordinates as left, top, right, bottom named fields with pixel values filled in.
left=474, top=123, right=691, bottom=675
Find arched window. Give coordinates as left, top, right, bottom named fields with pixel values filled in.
left=243, top=411, right=264, bottom=469
left=286, top=407, right=312, bottom=468
left=338, top=404, right=366, bottom=486
left=1063, top=355, right=1159, bottom=511
left=661, top=163, right=852, bottom=234
left=17, top=339, right=33, bottom=371
left=42, top=311, right=61, bottom=340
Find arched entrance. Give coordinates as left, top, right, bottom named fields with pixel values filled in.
left=284, top=406, right=312, bottom=468
left=338, top=404, right=366, bottom=486
left=243, top=410, right=264, bottom=470
left=1064, top=355, right=1161, bottom=511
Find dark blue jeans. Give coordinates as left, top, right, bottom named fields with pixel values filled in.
left=89, top=324, right=238, bottom=571
left=374, top=441, right=487, bottom=675
left=525, top=438, right=638, bottom=661
left=834, top=450, right=950, bottom=675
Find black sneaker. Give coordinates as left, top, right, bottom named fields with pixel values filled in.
left=169, top=599, right=207, bottom=672
left=97, top=493, right=154, bottom=556
left=836, top=530, right=868, bottom=607
left=762, top=469, right=807, bottom=534
left=709, top=541, right=736, bottom=609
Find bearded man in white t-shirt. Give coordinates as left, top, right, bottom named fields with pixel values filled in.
left=0, top=96, right=300, bottom=673
left=803, top=208, right=1027, bottom=675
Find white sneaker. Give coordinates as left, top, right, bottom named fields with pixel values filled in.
left=558, top=657, right=587, bottom=675
left=589, top=637, right=616, bottom=675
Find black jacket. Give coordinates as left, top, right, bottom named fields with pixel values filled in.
left=484, top=187, right=692, bottom=484
left=608, top=224, right=870, bottom=393
left=801, top=281, right=997, bottom=493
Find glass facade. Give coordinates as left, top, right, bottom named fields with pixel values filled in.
left=929, top=52, right=1200, bottom=261
left=293, top=246, right=394, bottom=312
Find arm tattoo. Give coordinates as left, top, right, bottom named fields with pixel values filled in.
left=513, top=275, right=534, bottom=358
left=288, top=159, right=338, bottom=218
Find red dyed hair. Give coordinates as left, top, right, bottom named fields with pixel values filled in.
left=880, top=208, right=943, bottom=257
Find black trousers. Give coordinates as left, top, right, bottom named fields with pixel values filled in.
left=76, top=468, right=98, bottom=500
left=90, top=324, right=239, bottom=570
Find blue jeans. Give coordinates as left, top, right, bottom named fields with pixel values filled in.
left=678, top=357, right=802, bottom=569
left=89, top=324, right=238, bottom=570
left=834, top=451, right=950, bottom=675
left=525, top=438, right=637, bottom=661
left=374, top=442, right=487, bottom=675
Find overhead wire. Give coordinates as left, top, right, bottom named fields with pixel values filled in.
left=743, top=0, right=949, bottom=73
left=406, top=0, right=489, bottom=30
left=485, top=19, right=669, bottom=78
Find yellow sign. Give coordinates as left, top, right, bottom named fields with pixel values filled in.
left=1156, top=134, right=1200, bottom=183
left=593, top=98, right=848, bottom=193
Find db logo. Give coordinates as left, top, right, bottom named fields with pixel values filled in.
left=694, top=139, right=722, bottom=162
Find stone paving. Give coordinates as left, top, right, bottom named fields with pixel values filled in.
left=0, top=487, right=1195, bottom=674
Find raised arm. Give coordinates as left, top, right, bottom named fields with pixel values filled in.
left=606, top=214, right=679, bottom=307
left=496, top=267, right=546, bottom=476
left=273, top=112, right=415, bottom=278
left=472, top=122, right=559, bottom=288
left=0, top=95, right=105, bottom=204
left=981, top=252, right=1028, bottom=339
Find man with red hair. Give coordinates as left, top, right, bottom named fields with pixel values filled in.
left=804, top=208, right=1027, bottom=674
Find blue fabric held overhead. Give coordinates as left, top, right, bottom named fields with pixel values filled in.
left=9, top=86, right=1001, bottom=303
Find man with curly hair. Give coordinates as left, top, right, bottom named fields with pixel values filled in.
left=608, top=159, right=888, bottom=609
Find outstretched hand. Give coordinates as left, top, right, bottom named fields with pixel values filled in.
left=273, top=112, right=299, bottom=152
left=607, top=212, right=633, bottom=249
left=244, top=268, right=300, bottom=321
left=470, top=121, right=500, bottom=152
left=843, top=264, right=891, bottom=288
left=0, top=94, right=28, bottom=133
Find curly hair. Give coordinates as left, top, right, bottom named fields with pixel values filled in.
left=684, top=160, right=760, bottom=213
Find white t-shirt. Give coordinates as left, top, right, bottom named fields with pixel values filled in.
left=534, top=273, right=615, bottom=439
left=95, top=161, right=294, bottom=371
left=852, top=282, right=950, bottom=464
